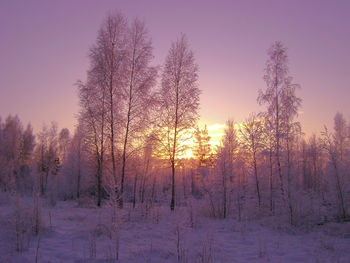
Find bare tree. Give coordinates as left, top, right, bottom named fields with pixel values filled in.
left=0, top=115, right=23, bottom=191
left=193, top=125, right=211, bottom=167
left=192, top=125, right=211, bottom=196
left=89, top=12, right=128, bottom=197
left=78, top=77, right=107, bottom=207
left=139, top=134, right=155, bottom=205
left=217, top=120, right=238, bottom=218
left=34, top=122, right=59, bottom=196
left=239, top=113, right=264, bottom=207
left=333, top=112, right=348, bottom=162
left=321, top=126, right=348, bottom=219
left=66, top=124, right=86, bottom=200
left=119, top=18, right=157, bottom=208
left=258, top=41, right=302, bottom=209
left=261, top=117, right=275, bottom=213
left=156, top=34, right=200, bottom=211
left=58, top=128, right=71, bottom=165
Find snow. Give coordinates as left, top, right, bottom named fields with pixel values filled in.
left=1, top=194, right=349, bottom=263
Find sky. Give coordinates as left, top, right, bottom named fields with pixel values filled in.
left=1, top=0, right=350, bottom=142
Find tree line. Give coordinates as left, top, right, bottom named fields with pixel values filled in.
left=1, top=11, right=349, bottom=226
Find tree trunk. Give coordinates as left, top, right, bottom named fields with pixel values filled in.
left=275, top=70, right=285, bottom=205
left=109, top=42, right=118, bottom=202
left=76, top=138, right=81, bottom=199
left=269, top=148, right=274, bottom=214
left=332, top=156, right=347, bottom=219
left=120, top=47, right=136, bottom=209
left=97, top=162, right=102, bottom=207
left=170, top=79, right=179, bottom=211
left=170, top=160, right=175, bottom=211
left=132, top=171, right=138, bottom=209
left=253, top=151, right=261, bottom=207
left=286, top=137, right=294, bottom=225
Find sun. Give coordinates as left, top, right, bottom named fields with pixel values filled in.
left=178, top=123, right=226, bottom=159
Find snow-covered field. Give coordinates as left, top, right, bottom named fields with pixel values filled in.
left=1, top=195, right=349, bottom=263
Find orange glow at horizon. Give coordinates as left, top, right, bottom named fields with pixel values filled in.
left=180, top=123, right=225, bottom=159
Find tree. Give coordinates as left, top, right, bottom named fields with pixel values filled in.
left=58, top=128, right=71, bottom=165
left=239, top=113, right=264, bottom=207
left=192, top=125, right=211, bottom=196
left=35, top=122, right=59, bottom=196
left=321, top=126, right=348, bottom=219
left=21, top=124, right=35, bottom=166
left=89, top=12, right=128, bottom=198
left=257, top=41, right=302, bottom=209
left=0, top=115, right=23, bottom=191
left=193, top=125, right=211, bottom=167
left=217, top=120, right=239, bottom=218
left=61, top=124, right=86, bottom=200
left=72, top=125, right=84, bottom=199
left=119, top=18, right=157, bottom=208
left=261, top=117, right=275, bottom=213
left=156, top=34, right=200, bottom=211
left=78, top=77, right=107, bottom=207
left=333, top=112, right=348, bottom=162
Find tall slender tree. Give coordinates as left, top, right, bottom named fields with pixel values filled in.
left=193, top=125, right=211, bottom=167
left=217, top=120, right=239, bottom=218
left=257, top=41, right=301, bottom=210
left=90, top=12, right=128, bottom=196
left=35, top=122, right=58, bottom=196
left=78, top=76, right=107, bottom=206
left=239, top=113, right=264, bottom=207
left=119, top=18, right=157, bottom=208
left=333, top=112, right=348, bottom=162
left=156, top=34, right=200, bottom=211
left=321, top=126, right=348, bottom=219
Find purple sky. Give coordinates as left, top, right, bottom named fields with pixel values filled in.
left=1, top=0, right=350, bottom=136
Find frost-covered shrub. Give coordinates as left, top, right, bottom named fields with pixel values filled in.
left=11, top=197, right=32, bottom=252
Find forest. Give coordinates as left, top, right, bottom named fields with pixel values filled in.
left=1, top=11, right=350, bottom=263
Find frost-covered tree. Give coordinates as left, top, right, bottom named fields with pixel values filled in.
left=0, top=115, right=23, bottom=191
left=89, top=12, right=128, bottom=196
left=119, top=18, right=157, bottom=208
left=34, top=122, right=59, bottom=196
left=193, top=125, right=211, bottom=167
left=78, top=77, right=107, bottom=207
left=59, top=124, right=89, bottom=200
left=333, top=112, right=348, bottom=162
left=216, top=120, right=239, bottom=218
left=156, top=34, right=200, bottom=211
left=58, top=128, right=71, bottom=165
left=239, top=113, right=264, bottom=207
left=0, top=116, right=35, bottom=192
left=321, top=125, right=348, bottom=220
left=257, top=41, right=302, bottom=208
left=21, top=124, right=35, bottom=166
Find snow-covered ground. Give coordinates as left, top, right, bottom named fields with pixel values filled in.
left=1, top=195, right=349, bottom=263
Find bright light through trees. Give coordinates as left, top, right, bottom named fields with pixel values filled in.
left=1, top=8, right=350, bottom=262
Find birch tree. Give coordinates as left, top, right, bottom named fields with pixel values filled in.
left=119, top=18, right=157, bottom=208
left=217, top=120, right=238, bottom=218
left=321, top=126, right=348, bottom=219
left=333, top=112, right=348, bottom=162
left=78, top=76, right=107, bottom=207
left=0, top=115, right=23, bottom=191
left=257, top=41, right=302, bottom=209
left=239, top=113, right=264, bottom=207
left=193, top=125, right=211, bottom=167
left=90, top=12, right=128, bottom=195
left=156, top=34, right=200, bottom=211
left=35, top=122, right=58, bottom=196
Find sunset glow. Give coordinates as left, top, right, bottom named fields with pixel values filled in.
left=1, top=1, right=350, bottom=135
left=1, top=2, right=350, bottom=262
